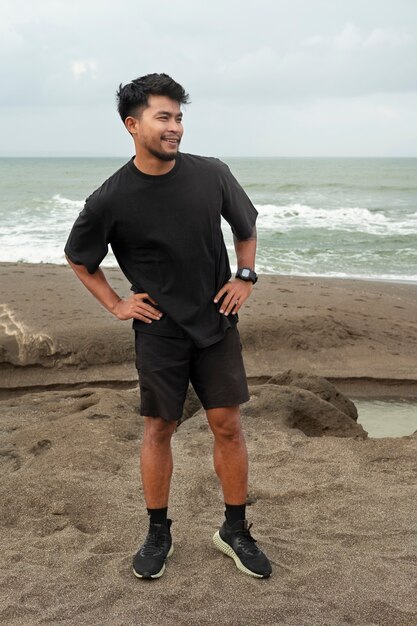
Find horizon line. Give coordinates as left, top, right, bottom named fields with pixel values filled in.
left=0, top=154, right=416, bottom=159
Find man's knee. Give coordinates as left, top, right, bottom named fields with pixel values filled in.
left=206, top=406, right=243, bottom=441
left=143, top=416, right=177, bottom=445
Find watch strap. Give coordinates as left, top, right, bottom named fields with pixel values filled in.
left=235, top=267, right=258, bottom=284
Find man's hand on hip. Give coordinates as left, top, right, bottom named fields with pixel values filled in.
left=213, top=279, right=253, bottom=316
left=112, top=293, right=163, bottom=323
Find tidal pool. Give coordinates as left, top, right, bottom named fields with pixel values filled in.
left=354, top=398, right=417, bottom=438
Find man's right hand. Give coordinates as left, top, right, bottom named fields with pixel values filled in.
left=112, top=293, right=163, bottom=323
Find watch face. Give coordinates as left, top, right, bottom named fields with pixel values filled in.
left=241, top=268, right=250, bottom=278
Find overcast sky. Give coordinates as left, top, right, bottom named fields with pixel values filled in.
left=1, top=0, right=416, bottom=157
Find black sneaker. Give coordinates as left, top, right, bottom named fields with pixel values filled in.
left=132, top=519, right=173, bottom=579
left=213, top=519, right=272, bottom=579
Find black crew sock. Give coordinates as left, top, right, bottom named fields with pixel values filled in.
left=147, top=507, right=168, bottom=525
left=225, top=503, right=246, bottom=526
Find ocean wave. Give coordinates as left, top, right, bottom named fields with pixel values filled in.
left=51, top=194, right=84, bottom=209
left=254, top=203, right=417, bottom=236
left=1, top=197, right=416, bottom=280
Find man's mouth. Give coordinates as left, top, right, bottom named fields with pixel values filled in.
left=162, top=137, right=179, bottom=145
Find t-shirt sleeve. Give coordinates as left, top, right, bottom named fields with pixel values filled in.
left=64, top=196, right=110, bottom=274
left=219, top=161, right=258, bottom=240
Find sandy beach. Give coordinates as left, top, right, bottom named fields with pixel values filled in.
left=1, top=263, right=416, bottom=626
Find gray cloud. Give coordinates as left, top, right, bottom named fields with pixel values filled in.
left=1, top=0, right=416, bottom=155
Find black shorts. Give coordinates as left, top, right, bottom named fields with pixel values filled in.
left=134, top=326, right=250, bottom=422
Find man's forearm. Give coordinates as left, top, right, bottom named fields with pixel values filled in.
left=214, top=225, right=257, bottom=310
left=65, top=256, right=121, bottom=315
left=233, top=225, right=257, bottom=269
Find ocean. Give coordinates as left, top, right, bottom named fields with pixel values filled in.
left=1, top=156, right=416, bottom=281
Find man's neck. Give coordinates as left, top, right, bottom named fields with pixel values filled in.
left=133, top=154, right=176, bottom=176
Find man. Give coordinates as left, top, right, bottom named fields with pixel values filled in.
left=64, top=73, right=271, bottom=580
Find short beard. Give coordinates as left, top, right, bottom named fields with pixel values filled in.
left=148, top=141, right=181, bottom=162
left=148, top=148, right=177, bottom=162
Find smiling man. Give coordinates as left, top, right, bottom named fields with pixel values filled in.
left=64, top=73, right=271, bottom=580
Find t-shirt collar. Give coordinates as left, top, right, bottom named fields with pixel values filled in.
left=127, top=153, right=182, bottom=181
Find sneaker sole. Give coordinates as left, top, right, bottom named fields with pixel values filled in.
left=132, top=544, right=174, bottom=579
left=212, top=531, right=268, bottom=579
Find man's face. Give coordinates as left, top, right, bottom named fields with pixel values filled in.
left=129, top=95, right=184, bottom=162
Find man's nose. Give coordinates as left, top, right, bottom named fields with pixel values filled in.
left=167, top=119, right=182, bottom=133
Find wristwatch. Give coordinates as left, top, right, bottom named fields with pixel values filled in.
left=235, top=267, right=258, bottom=284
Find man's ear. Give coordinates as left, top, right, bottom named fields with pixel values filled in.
left=124, top=116, right=138, bottom=135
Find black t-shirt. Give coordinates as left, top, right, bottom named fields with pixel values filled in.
left=64, top=152, right=258, bottom=348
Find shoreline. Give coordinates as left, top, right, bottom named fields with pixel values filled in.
left=1, top=260, right=417, bottom=286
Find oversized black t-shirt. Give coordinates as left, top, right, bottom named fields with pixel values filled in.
left=64, top=152, right=258, bottom=348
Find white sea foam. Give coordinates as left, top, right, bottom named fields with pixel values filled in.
left=51, top=194, right=84, bottom=210
left=0, top=192, right=112, bottom=264
left=253, top=203, right=417, bottom=236
left=271, top=270, right=417, bottom=283
left=0, top=195, right=416, bottom=281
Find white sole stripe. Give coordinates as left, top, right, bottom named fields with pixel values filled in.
left=212, top=531, right=265, bottom=578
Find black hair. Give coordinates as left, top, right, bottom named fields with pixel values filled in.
left=116, top=73, right=190, bottom=122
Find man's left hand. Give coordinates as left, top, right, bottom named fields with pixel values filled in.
left=213, top=278, right=254, bottom=316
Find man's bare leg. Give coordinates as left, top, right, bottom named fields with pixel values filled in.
left=206, top=405, right=248, bottom=504
left=140, top=416, right=177, bottom=508
left=207, top=405, right=272, bottom=578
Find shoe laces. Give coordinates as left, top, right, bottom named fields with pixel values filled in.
left=235, top=522, right=260, bottom=555
left=140, top=524, right=168, bottom=556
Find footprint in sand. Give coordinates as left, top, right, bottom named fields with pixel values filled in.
left=29, top=439, right=52, bottom=456
left=86, top=413, right=112, bottom=420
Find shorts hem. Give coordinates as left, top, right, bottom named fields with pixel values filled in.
left=139, top=410, right=181, bottom=422
left=202, top=395, right=250, bottom=410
